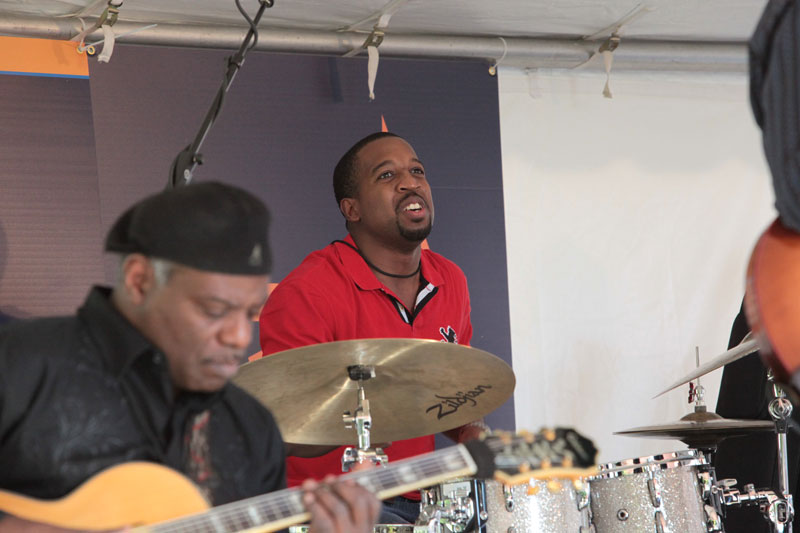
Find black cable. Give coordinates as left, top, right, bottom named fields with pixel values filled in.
left=235, top=0, right=261, bottom=50
left=167, top=0, right=274, bottom=189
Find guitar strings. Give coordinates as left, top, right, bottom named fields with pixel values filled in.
left=150, top=448, right=470, bottom=533
left=151, top=435, right=562, bottom=532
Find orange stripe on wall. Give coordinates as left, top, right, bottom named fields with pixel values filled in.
left=0, top=36, right=88, bottom=77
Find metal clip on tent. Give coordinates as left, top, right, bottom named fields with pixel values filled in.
left=488, top=37, right=508, bottom=76
left=74, top=0, right=123, bottom=54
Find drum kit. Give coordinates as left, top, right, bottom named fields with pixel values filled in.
left=233, top=337, right=795, bottom=532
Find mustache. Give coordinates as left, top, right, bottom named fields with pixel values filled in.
left=206, top=352, right=246, bottom=365
left=396, top=192, right=425, bottom=211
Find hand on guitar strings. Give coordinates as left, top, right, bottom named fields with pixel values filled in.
left=301, top=471, right=381, bottom=533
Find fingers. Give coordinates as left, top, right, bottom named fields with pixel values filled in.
left=304, top=475, right=381, bottom=533
left=350, top=461, right=376, bottom=473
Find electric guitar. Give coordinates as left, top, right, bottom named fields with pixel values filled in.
left=745, top=218, right=800, bottom=384
left=0, top=428, right=596, bottom=532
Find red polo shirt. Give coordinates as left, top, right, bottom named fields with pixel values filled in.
left=259, top=235, right=472, bottom=490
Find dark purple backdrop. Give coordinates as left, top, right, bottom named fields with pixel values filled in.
left=0, top=44, right=514, bottom=432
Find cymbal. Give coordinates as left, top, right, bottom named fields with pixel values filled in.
left=615, top=409, right=774, bottom=448
left=653, top=336, right=758, bottom=398
left=233, top=338, right=516, bottom=445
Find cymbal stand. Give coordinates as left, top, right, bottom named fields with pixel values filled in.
left=768, top=369, right=794, bottom=532
left=341, top=365, right=388, bottom=472
left=713, top=372, right=794, bottom=532
left=685, top=369, right=726, bottom=531
left=724, top=372, right=798, bottom=532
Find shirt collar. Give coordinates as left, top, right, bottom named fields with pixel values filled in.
left=78, top=286, right=155, bottom=377
left=78, top=286, right=225, bottom=408
left=335, top=234, right=445, bottom=290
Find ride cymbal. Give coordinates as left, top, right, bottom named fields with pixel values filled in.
left=233, top=338, right=516, bottom=445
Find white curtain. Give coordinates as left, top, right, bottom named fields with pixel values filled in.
left=498, top=68, right=775, bottom=463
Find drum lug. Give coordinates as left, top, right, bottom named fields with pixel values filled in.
left=575, top=480, right=591, bottom=511
left=654, top=509, right=668, bottom=533
left=503, top=483, right=514, bottom=512
left=647, top=472, right=663, bottom=508
left=704, top=504, right=724, bottom=532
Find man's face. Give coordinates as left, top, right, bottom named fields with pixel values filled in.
left=350, top=136, right=434, bottom=245
left=137, top=263, right=269, bottom=393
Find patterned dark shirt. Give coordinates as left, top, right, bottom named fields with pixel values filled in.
left=0, top=287, right=286, bottom=506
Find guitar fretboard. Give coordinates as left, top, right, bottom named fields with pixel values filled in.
left=147, top=444, right=477, bottom=533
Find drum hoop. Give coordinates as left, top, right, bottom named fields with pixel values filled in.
left=590, top=449, right=706, bottom=479
left=290, top=526, right=415, bottom=533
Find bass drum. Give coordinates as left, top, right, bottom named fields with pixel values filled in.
left=484, top=477, right=593, bottom=532
left=588, top=449, right=722, bottom=532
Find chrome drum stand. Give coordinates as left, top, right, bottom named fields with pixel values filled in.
left=714, top=371, right=794, bottom=533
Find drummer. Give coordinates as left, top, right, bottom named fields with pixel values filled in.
left=0, top=182, right=380, bottom=532
left=259, top=132, right=488, bottom=523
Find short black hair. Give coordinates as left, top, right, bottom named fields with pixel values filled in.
left=333, top=132, right=402, bottom=211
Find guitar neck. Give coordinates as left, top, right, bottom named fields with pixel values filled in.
left=142, top=444, right=478, bottom=533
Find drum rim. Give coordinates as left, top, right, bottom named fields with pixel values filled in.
left=290, top=526, right=415, bottom=532
left=589, top=449, right=706, bottom=479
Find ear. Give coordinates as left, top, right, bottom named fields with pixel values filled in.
left=340, top=197, right=361, bottom=224
left=120, top=254, right=157, bottom=305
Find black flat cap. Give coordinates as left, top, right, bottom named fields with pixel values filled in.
left=105, top=181, right=272, bottom=275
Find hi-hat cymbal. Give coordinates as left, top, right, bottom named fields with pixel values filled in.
left=653, top=336, right=758, bottom=398
left=615, top=409, right=774, bottom=448
left=233, top=338, right=516, bottom=445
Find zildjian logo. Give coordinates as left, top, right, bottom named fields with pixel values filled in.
left=425, top=385, right=492, bottom=419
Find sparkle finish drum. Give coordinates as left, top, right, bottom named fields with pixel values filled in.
left=588, top=449, right=720, bottom=532
left=419, top=476, right=592, bottom=532
left=484, top=478, right=593, bottom=533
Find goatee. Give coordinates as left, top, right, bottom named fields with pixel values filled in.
left=398, top=220, right=432, bottom=243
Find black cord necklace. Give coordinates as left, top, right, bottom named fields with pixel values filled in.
left=333, top=240, right=421, bottom=279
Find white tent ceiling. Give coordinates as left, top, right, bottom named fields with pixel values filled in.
left=0, top=0, right=769, bottom=72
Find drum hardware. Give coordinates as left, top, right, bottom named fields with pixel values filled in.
left=341, top=364, right=388, bottom=471
left=289, top=526, right=416, bottom=533
left=416, top=478, right=485, bottom=533
left=715, top=479, right=791, bottom=531
left=698, top=470, right=725, bottom=531
left=629, top=346, right=797, bottom=533
left=761, top=369, right=795, bottom=533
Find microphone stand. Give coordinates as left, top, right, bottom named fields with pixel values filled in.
left=167, top=0, right=274, bottom=189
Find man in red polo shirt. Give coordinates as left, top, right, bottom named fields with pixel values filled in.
left=258, top=132, right=485, bottom=523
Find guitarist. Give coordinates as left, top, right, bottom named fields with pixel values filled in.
left=0, top=182, right=380, bottom=532
left=716, top=0, right=800, bottom=531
